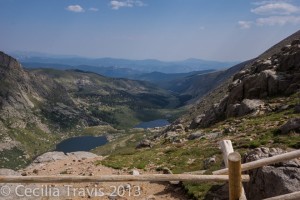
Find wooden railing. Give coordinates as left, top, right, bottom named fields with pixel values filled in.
left=0, top=140, right=299, bottom=200
left=212, top=140, right=300, bottom=200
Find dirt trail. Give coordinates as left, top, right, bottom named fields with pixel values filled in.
left=19, top=154, right=190, bottom=200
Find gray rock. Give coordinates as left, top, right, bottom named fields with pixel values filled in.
left=174, top=124, right=184, bottom=131
left=0, top=168, right=20, bottom=176
left=291, top=39, right=300, bottom=46
left=33, top=151, right=67, bottom=163
left=205, top=132, right=221, bottom=139
left=130, top=169, right=140, bottom=176
left=136, top=139, right=152, bottom=149
left=226, top=103, right=240, bottom=118
left=238, top=99, right=264, bottom=116
left=244, top=147, right=300, bottom=200
left=279, top=118, right=300, bottom=134
left=188, top=131, right=204, bottom=140
left=189, top=114, right=205, bottom=129
left=294, top=105, right=300, bottom=113
left=164, top=131, right=178, bottom=138
left=66, top=151, right=99, bottom=160
left=204, top=156, right=216, bottom=169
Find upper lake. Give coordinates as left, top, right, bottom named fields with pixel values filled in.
left=55, top=136, right=108, bottom=153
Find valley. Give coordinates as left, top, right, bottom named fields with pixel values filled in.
left=0, top=30, right=300, bottom=200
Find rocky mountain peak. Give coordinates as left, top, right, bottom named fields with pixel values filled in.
left=191, top=38, right=300, bottom=128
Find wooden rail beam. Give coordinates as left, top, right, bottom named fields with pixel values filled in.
left=213, top=149, right=300, bottom=175
left=0, top=174, right=250, bottom=184
left=263, top=191, right=300, bottom=200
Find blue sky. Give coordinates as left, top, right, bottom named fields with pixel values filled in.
left=0, top=0, right=300, bottom=61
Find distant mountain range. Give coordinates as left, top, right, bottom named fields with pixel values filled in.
left=11, top=51, right=238, bottom=73
left=17, top=53, right=237, bottom=105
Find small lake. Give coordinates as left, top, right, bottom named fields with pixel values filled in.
left=135, top=119, right=170, bottom=129
left=55, top=136, right=108, bottom=153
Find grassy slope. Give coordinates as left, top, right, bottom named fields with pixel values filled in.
left=94, top=93, right=300, bottom=199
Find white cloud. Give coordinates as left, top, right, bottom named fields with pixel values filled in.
left=256, top=15, right=300, bottom=25
left=251, top=2, right=299, bottom=15
left=89, top=7, right=99, bottom=12
left=239, top=1, right=300, bottom=28
left=238, top=21, right=253, bottom=29
left=252, top=0, right=291, bottom=6
left=66, top=5, right=85, bottom=13
left=110, top=0, right=146, bottom=10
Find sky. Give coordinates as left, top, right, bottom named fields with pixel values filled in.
left=0, top=0, right=300, bottom=61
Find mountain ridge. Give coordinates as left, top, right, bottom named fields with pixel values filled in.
left=13, top=52, right=238, bottom=73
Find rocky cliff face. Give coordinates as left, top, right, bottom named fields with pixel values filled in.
left=0, top=51, right=91, bottom=131
left=191, top=39, right=300, bottom=128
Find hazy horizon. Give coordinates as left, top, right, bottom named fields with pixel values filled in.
left=8, top=50, right=241, bottom=63
left=1, top=0, right=300, bottom=62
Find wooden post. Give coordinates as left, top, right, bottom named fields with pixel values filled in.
left=213, top=149, right=300, bottom=175
left=219, top=140, right=247, bottom=200
left=219, top=140, right=234, bottom=167
left=228, top=152, right=242, bottom=200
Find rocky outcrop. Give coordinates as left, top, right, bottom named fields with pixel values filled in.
left=244, top=147, right=300, bottom=200
left=33, top=151, right=68, bottom=163
left=66, top=151, right=99, bottom=159
left=0, top=168, right=21, bottom=176
left=191, top=39, right=300, bottom=128
left=279, top=118, right=300, bottom=134
left=188, top=131, right=204, bottom=140
left=226, top=99, right=265, bottom=118
left=136, top=139, right=152, bottom=149
left=33, top=151, right=99, bottom=163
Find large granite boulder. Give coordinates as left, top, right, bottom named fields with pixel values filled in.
left=279, top=118, right=300, bottom=134
left=33, top=151, right=68, bottom=163
left=136, top=139, right=152, bottom=149
left=244, top=147, right=300, bottom=200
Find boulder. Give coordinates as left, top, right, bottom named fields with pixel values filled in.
left=279, top=118, right=300, bottom=134
left=174, top=124, right=184, bottom=131
left=237, top=99, right=264, bottom=116
left=189, top=114, right=205, bottom=129
left=243, top=72, right=268, bottom=99
left=136, top=139, right=152, bottom=149
left=227, top=80, right=244, bottom=105
left=265, top=70, right=280, bottom=96
left=244, top=147, right=300, bottom=200
left=33, top=151, right=67, bottom=163
left=66, top=151, right=99, bottom=160
left=188, top=131, right=204, bottom=140
left=0, top=168, right=20, bottom=176
left=204, top=156, right=216, bottom=169
left=130, top=169, right=140, bottom=176
left=226, top=103, right=240, bottom=118
left=164, top=131, right=178, bottom=138
left=294, top=105, right=300, bottom=113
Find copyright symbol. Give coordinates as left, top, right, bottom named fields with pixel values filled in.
left=1, top=186, right=11, bottom=196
